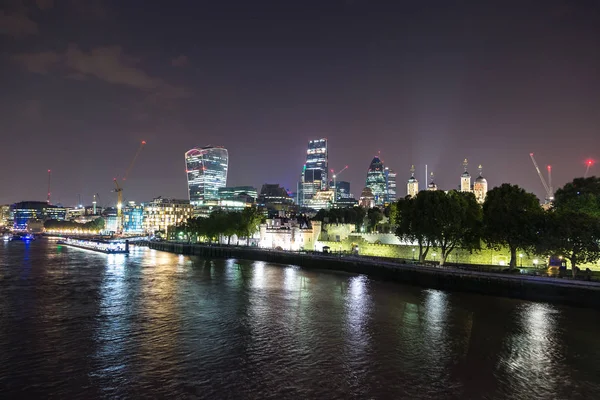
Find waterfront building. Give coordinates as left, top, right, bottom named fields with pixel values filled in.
left=123, top=201, right=145, bottom=234
left=359, top=187, right=375, bottom=208
left=66, top=207, right=86, bottom=220
left=460, top=158, right=472, bottom=192
left=143, top=197, right=194, bottom=235
left=185, top=146, right=229, bottom=205
left=473, top=165, right=488, bottom=204
left=259, top=217, right=322, bottom=251
left=365, top=156, right=386, bottom=206
left=384, top=167, right=397, bottom=203
left=298, top=138, right=328, bottom=206
left=10, top=201, right=67, bottom=230
left=0, top=205, right=11, bottom=227
left=407, top=165, right=419, bottom=198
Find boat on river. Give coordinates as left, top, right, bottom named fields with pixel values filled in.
left=57, top=238, right=129, bottom=254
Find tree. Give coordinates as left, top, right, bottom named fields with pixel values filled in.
left=424, top=190, right=482, bottom=266
left=539, top=211, right=600, bottom=276
left=395, top=195, right=432, bottom=263
left=553, top=177, right=600, bottom=218
left=239, top=207, right=263, bottom=245
left=482, top=184, right=543, bottom=268
left=367, top=207, right=383, bottom=232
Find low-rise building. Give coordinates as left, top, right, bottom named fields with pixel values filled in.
left=143, top=197, right=193, bottom=235
left=259, top=217, right=321, bottom=251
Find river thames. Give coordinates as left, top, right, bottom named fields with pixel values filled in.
left=1, top=240, right=599, bottom=399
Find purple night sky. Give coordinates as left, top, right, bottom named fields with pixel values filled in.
left=1, top=0, right=599, bottom=207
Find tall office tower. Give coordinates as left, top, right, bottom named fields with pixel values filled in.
left=298, top=138, right=328, bottom=206
left=365, top=156, right=386, bottom=206
left=460, top=158, right=472, bottom=192
left=384, top=167, right=397, bottom=203
left=185, top=146, right=229, bottom=206
left=407, top=165, right=419, bottom=198
left=335, top=181, right=351, bottom=199
left=473, top=165, right=488, bottom=204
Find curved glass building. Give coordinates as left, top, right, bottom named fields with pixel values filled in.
left=365, top=156, right=386, bottom=206
left=185, top=146, right=229, bottom=205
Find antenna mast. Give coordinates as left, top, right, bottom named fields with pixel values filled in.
left=47, top=169, right=52, bottom=204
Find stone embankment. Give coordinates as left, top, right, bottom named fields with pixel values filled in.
left=149, top=241, right=600, bottom=308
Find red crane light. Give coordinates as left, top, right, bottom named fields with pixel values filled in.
left=587, top=159, right=594, bottom=166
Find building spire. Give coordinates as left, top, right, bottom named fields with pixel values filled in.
left=478, top=164, right=483, bottom=176
left=410, top=164, right=415, bottom=177
left=430, top=171, right=434, bottom=183
left=463, top=158, right=469, bottom=172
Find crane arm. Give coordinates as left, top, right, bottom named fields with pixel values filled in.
left=530, top=153, right=551, bottom=198
left=123, top=140, right=146, bottom=181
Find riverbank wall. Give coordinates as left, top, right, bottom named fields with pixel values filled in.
left=149, top=242, right=600, bottom=308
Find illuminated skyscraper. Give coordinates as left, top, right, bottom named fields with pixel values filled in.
left=384, top=167, right=397, bottom=203
left=185, top=146, right=228, bottom=205
left=365, top=156, right=386, bottom=206
left=298, top=138, right=328, bottom=206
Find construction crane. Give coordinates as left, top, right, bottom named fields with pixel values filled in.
left=529, top=153, right=554, bottom=203
left=330, top=165, right=348, bottom=204
left=46, top=169, right=52, bottom=204
left=114, top=140, right=146, bottom=233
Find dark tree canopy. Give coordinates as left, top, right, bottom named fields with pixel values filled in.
left=482, top=184, right=543, bottom=268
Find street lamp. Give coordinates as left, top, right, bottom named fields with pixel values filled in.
left=433, top=252, right=437, bottom=262
left=533, top=258, right=539, bottom=267
left=519, top=253, right=523, bottom=267
left=412, top=248, right=415, bottom=261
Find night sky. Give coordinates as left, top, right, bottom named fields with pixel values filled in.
left=1, top=0, right=599, bottom=207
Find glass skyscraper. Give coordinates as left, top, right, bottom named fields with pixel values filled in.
left=384, top=167, right=397, bottom=203
left=365, top=156, right=387, bottom=206
left=298, top=138, right=328, bottom=206
left=185, top=146, right=229, bottom=205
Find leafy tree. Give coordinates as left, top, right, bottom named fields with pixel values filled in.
left=239, top=207, right=263, bottom=245
left=395, top=195, right=431, bottom=263
left=482, top=184, right=543, bottom=268
left=367, top=207, right=384, bottom=232
left=539, top=211, right=600, bottom=276
left=553, top=177, right=600, bottom=218
left=425, top=190, right=482, bottom=265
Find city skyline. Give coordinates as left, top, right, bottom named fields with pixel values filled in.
left=1, top=0, right=599, bottom=205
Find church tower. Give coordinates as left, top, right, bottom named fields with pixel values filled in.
left=407, top=165, right=419, bottom=198
left=473, top=164, right=488, bottom=204
left=427, top=171, right=437, bottom=191
left=460, top=158, right=471, bottom=192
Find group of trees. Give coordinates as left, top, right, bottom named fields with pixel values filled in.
left=395, top=177, right=600, bottom=275
left=174, top=207, right=263, bottom=245
left=44, top=217, right=105, bottom=232
left=313, top=206, right=387, bottom=232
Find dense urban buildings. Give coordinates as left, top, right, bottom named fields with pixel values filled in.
left=218, top=186, right=258, bottom=202
left=123, top=202, right=144, bottom=234
left=11, top=201, right=66, bottom=230
left=185, top=146, right=229, bottom=206
left=258, top=184, right=295, bottom=215
left=298, top=139, right=328, bottom=207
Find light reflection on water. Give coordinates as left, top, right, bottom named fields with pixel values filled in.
left=0, top=241, right=599, bottom=399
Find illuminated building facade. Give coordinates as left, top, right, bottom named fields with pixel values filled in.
left=185, top=146, right=229, bottom=205
left=143, top=197, right=194, bottom=234
left=359, top=187, right=375, bottom=208
left=298, top=139, right=328, bottom=206
left=123, top=202, right=144, bottom=233
left=460, top=158, right=472, bottom=192
left=218, top=186, right=258, bottom=202
left=0, top=205, right=11, bottom=227
left=259, top=218, right=322, bottom=251
left=384, top=167, right=397, bottom=203
left=473, top=165, right=488, bottom=204
left=407, top=165, right=419, bottom=198
left=365, top=156, right=386, bottom=206
left=10, top=201, right=66, bottom=230
left=335, top=181, right=351, bottom=199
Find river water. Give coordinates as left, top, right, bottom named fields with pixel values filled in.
left=1, top=240, right=599, bottom=399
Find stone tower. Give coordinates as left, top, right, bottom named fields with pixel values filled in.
left=460, top=158, right=471, bottom=192
left=407, top=165, right=419, bottom=198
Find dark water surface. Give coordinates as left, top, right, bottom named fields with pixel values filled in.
left=1, top=240, right=599, bottom=399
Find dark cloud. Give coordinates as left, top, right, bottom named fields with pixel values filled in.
left=171, top=55, right=189, bottom=67
left=0, top=10, right=38, bottom=36
left=12, top=44, right=190, bottom=100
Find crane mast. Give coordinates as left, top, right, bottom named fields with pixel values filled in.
left=47, top=169, right=52, bottom=204
left=114, top=141, right=146, bottom=234
left=529, top=153, right=553, bottom=203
